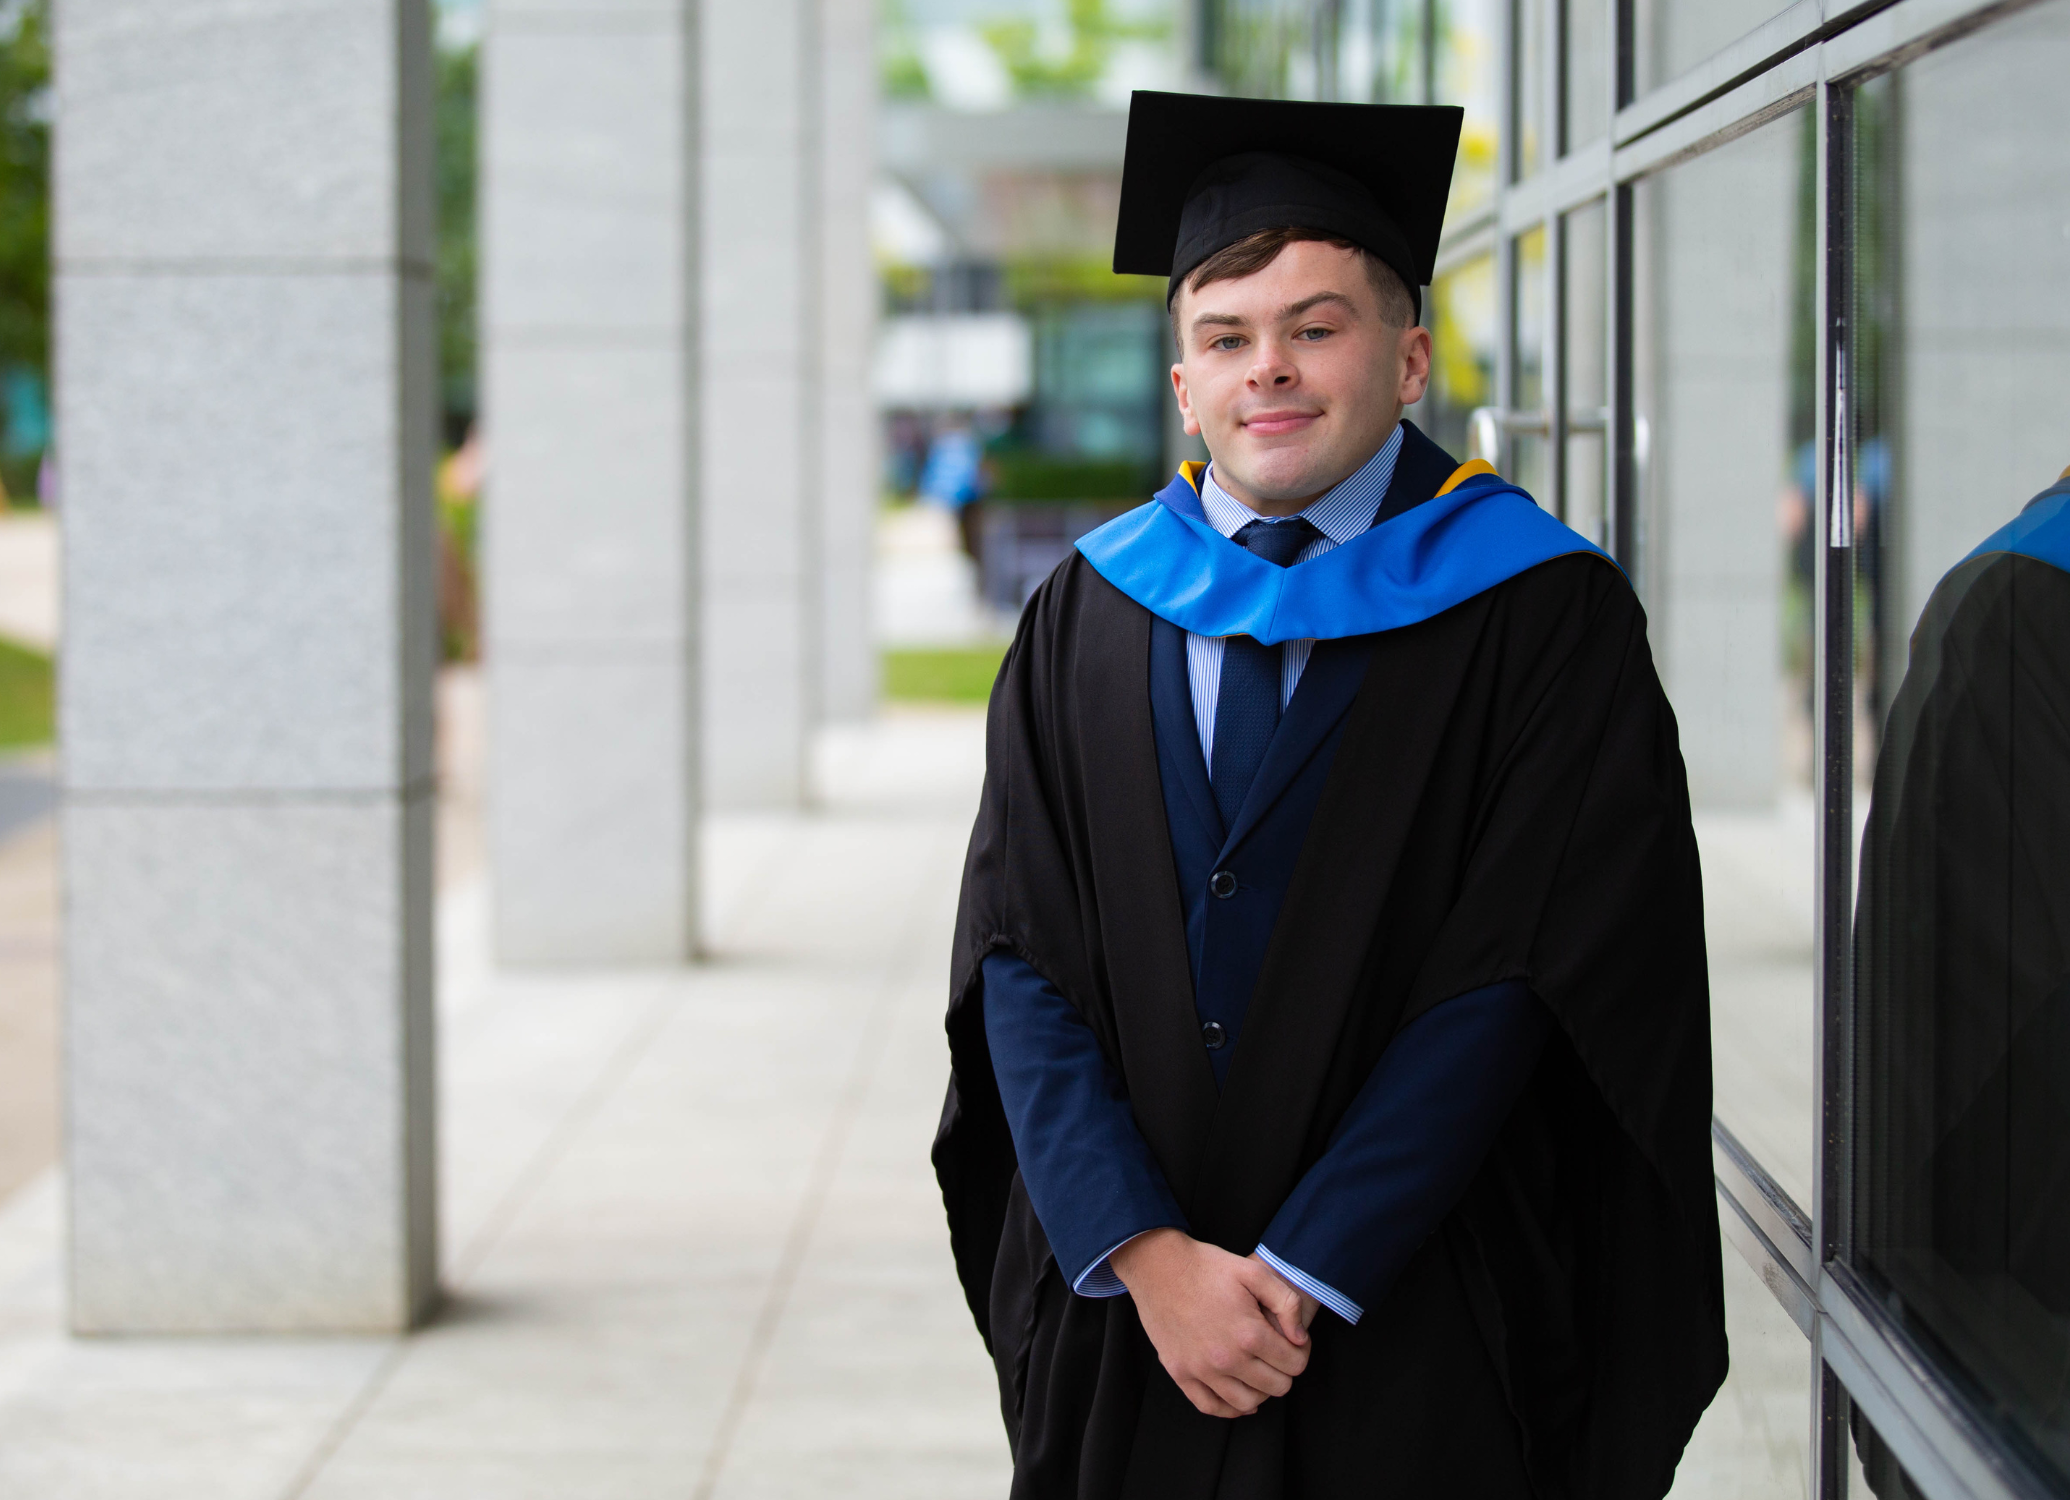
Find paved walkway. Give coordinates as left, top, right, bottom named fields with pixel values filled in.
left=0, top=710, right=1011, bottom=1498
left=0, top=758, right=56, bottom=1205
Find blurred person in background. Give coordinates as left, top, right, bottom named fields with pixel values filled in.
left=936, top=92, right=1724, bottom=1499
left=920, top=418, right=987, bottom=561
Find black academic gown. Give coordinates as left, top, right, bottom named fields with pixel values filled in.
left=935, top=424, right=1726, bottom=1500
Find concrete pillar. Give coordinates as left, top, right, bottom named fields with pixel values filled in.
left=482, top=1, right=699, bottom=962
left=701, top=0, right=808, bottom=808
left=1640, top=116, right=1797, bottom=810
left=813, top=0, right=881, bottom=725
left=56, top=1, right=438, bottom=1330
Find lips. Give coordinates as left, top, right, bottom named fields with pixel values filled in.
left=1242, top=411, right=1322, bottom=435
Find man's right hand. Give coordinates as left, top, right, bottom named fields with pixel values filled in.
left=1109, top=1227, right=1312, bottom=1418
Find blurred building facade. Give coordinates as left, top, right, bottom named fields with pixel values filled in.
left=871, top=0, right=1197, bottom=614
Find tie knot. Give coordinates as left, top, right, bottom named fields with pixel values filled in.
left=1234, top=516, right=1320, bottom=568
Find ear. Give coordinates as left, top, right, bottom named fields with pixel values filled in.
left=1171, top=363, right=1203, bottom=437
left=1396, top=324, right=1433, bottom=408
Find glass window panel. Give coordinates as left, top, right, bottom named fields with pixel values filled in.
left=1848, top=3, right=2070, bottom=1483
left=1565, top=0, right=1611, bottom=151
left=1207, top=0, right=1308, bottom=100
left=1633, top=109, right=1815, bottom=1210
left=1848, top=1406, right=1927, bottom=1500
left=1632, top=0, right=1791, bottom=98
left=1564, top=197, right=1607, bottom=543
left=1665, top=1227, right=1811, bottom=1497
left=1517, top=0, right=1548, bottom=179
left=1421, top=251, right=1496, bottom=460
left=1510, top=224, right=1549, bottom=498
left=1437, top=0, right=1501, bottom=217
left=1514, top=224, right=1547, bottom=409
left=1341, top=0, right=1424, bottom=103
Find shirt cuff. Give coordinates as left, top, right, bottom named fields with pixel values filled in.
left=1254, top=1243, right=1364, bottom=1325
left=1073, top=1231, right=1157, bottom=1297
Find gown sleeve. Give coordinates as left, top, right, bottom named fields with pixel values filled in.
left=1255, top=981, right=1551, bottom=1322
left=981, top=951, right=1189, bottom=1293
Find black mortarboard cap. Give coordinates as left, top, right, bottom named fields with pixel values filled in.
left=1113, top=91, right=1463, bottom=320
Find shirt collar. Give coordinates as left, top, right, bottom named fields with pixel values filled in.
left=1198, top=421, right=1405, bottom=544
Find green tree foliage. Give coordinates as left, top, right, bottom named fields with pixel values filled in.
left=1003, top=255, right=1162, bottom=307
left=0, top=0, right=47, bottom=499
left=881, top=0, right=932, bottom=100
left=0, top=1, right=43, bottom=371
left=980, top=0, right=1165, bottom=100
left=437, top=40, right=477, bottom=440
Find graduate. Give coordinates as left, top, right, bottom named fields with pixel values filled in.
left=1851, top=466, right=2070, bottom=1499
left=934, top=91, right=1726, bottom=1499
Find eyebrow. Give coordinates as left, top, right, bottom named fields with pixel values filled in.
left=1189, top=290, right=1361, bottom=334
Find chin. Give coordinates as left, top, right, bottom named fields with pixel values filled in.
left=1233, top=447, right=1331, bottom=502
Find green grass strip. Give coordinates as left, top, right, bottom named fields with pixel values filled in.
left=0, top=636, right=52, bottom=748
left=882, top=644, right=1009, bottom=704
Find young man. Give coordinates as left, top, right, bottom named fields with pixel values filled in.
left=936, top=92, right=1725, bottom=1499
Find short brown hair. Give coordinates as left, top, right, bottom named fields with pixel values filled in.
left=1169, top=226, right=1417, bottom=344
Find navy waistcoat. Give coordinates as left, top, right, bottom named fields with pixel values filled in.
left=1150, top=616, right=1368, bottom=1087
left=1146, top=421, right=1465, bottom=1085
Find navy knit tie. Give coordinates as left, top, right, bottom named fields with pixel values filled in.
left=1211, top=517, right=1320, bottom=829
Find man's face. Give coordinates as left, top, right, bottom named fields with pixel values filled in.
left=1170, top=240, right=1432, bottom=516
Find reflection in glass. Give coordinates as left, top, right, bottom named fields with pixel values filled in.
left=1437, top=0, right=1501, bottom=217
left=1851, top=1406, right=1927, bottom=1500
left=1421, top=252, right=1495, bottom=462
left=1516, top=0, right=1547, bottom=179
left=1665, top=1227, right=1811, bottom=1497
left=1849, top=9, right=2070, bottom=1483
left=1632, top=0, right=1789, bottom=97
left=1633, top=110, right=1815, bottom=1209
left=1850, top=73, right=1902, bottom=760
left=1515, top=225, right=1546, bottom=409
left=1511, top=224, right=1548, bottom=498
left=1199, top=0, right=1497, bottom=223
left=1853, top=469, right=2070, bottom=1487
left=1565, top=0, right=1610, bottom=150
left=1204, top=0, right=1425, bottom=105
left=1564, top=198, right=1607, bottom=543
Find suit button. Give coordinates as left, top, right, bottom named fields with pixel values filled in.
left=1201, top=1021, right=1228, bottom=1050
left=1209, top=870, right=1238, bottom=899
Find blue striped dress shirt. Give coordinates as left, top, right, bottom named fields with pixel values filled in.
left=1184, top=421, right=1404, bottom=762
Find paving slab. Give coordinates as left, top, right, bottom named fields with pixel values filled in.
left=0, top=790, right=57, bottom=1203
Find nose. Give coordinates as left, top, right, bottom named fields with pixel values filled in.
left=1247, top=338, right=1298, bottom=389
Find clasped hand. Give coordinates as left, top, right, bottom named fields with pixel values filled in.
left=1109, top=1227, right=1320, bottom=1418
